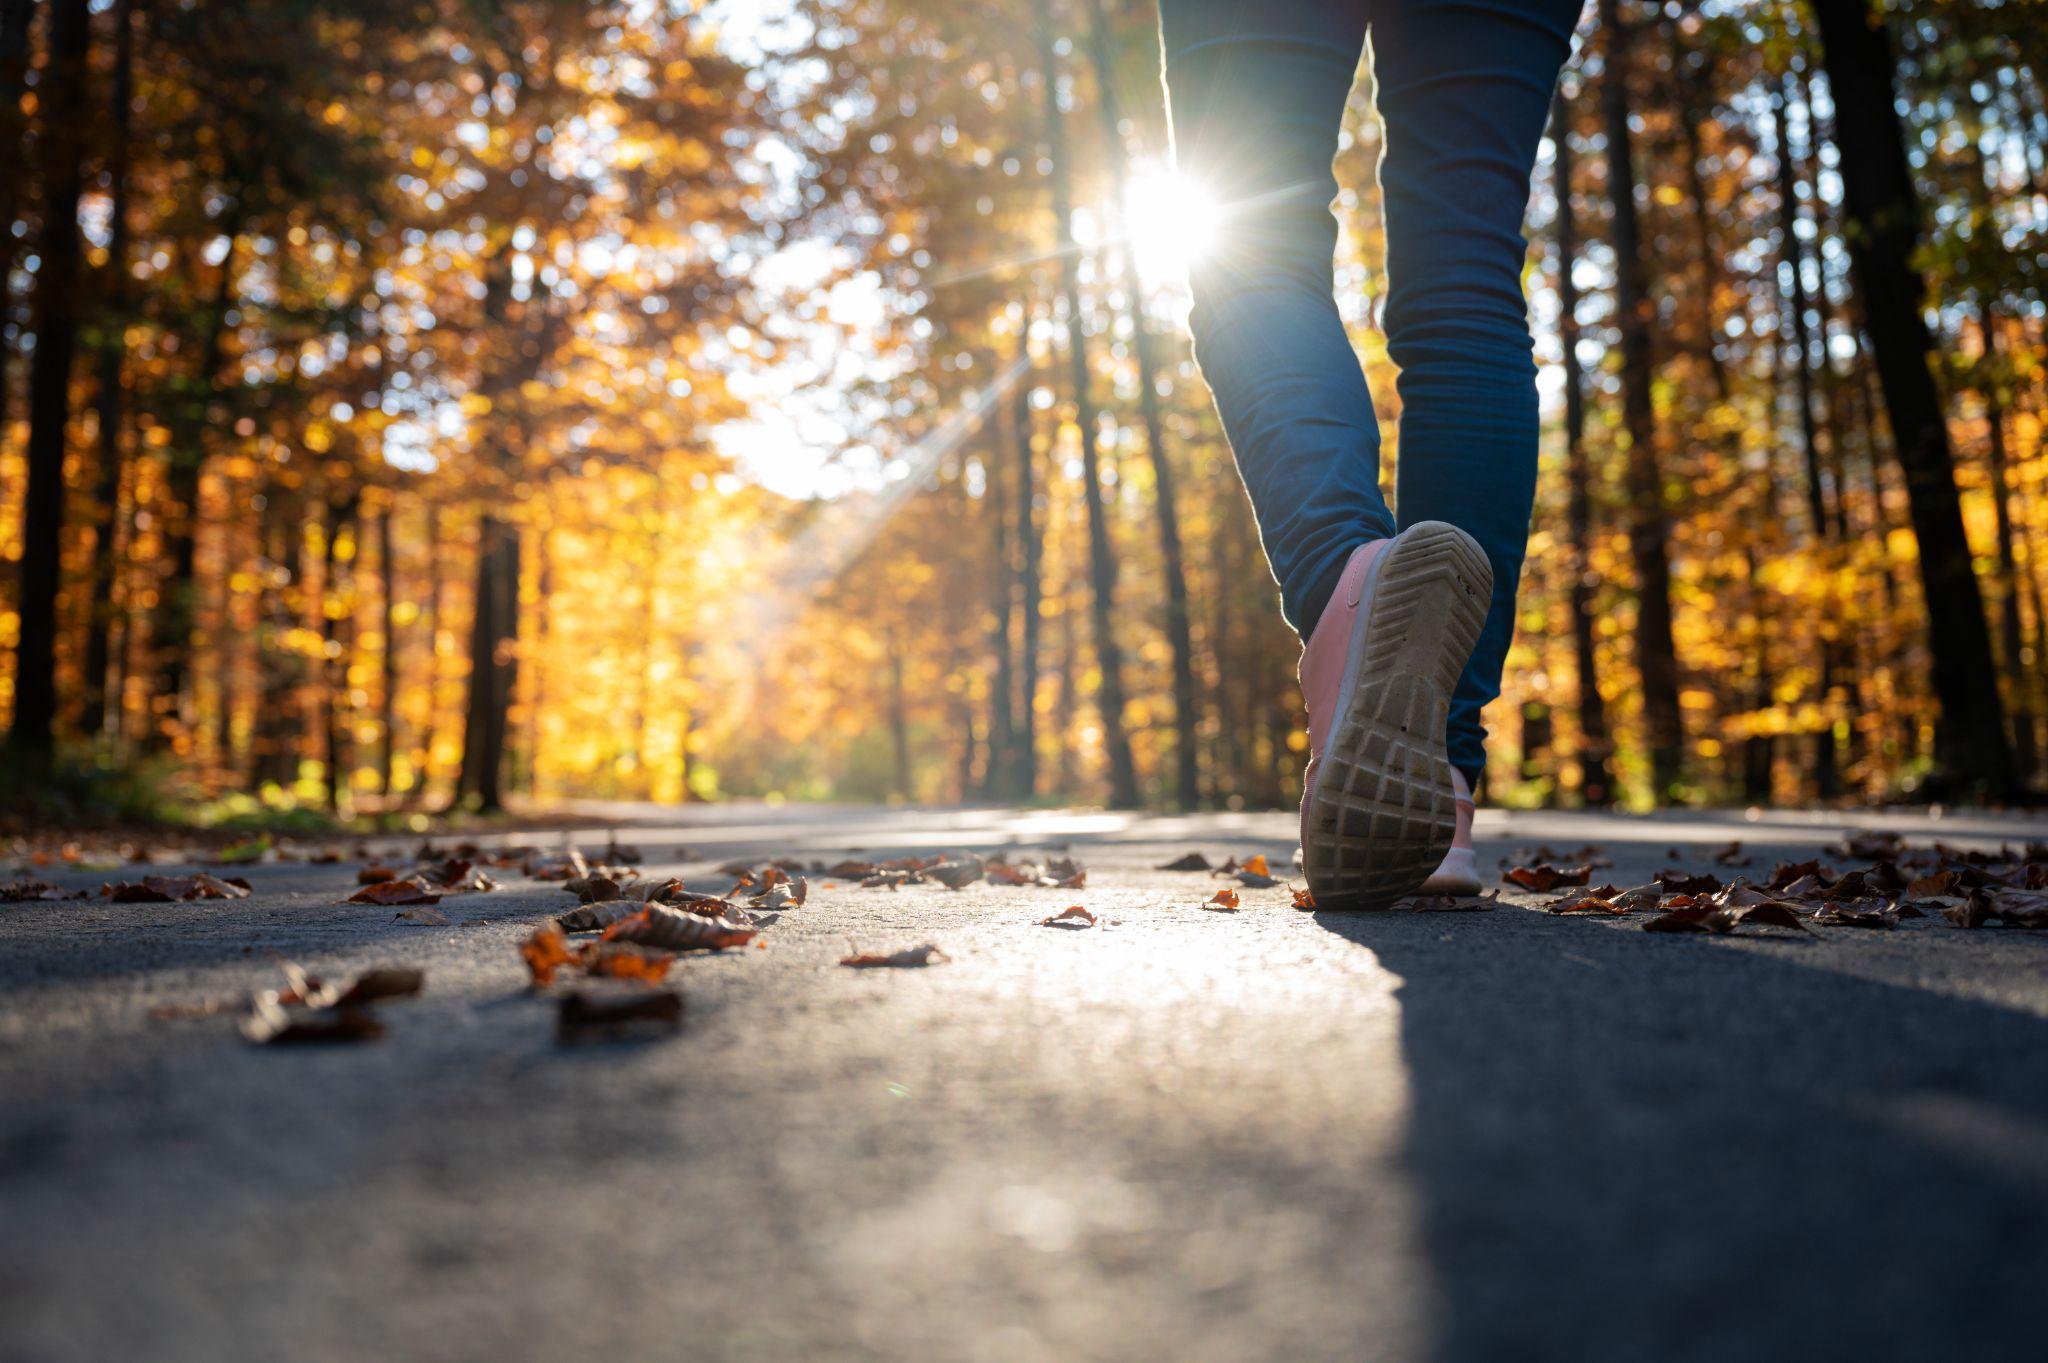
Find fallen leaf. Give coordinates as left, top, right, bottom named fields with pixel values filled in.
left=1204, top=888, right=1241, bottom=912
left=394, top=906, right=450, bottom=926
left=1242, top=854, right=1271, bottom=878
left=520, top=925, right=579, bottom=986
left=357, top=864, right=399, bottom=885
left=1643, top=909, right=1713, bottom=934
left=1291, top=886, right=1316, bottom=909
left=841, top=944, right=947, bottom=968
left=1712, top=841, right=1749, bottom=866
left=580, top=943, right=676, bottom=983
left=603, top=905, right=759, bottom=952
left=328, top=967, right=426, bottom=1008
left=1233, top=872, right=1280, bottom=889
left=347, top=879, right=443, bottom=906
left=1657, top=870, right=1723, bottom=895
left=1039, top=905, right=1097, bottom=928
left=1548, top=893, right=1625, bottom=915
left=105, top=873, right=252, bottom=903
left=1812, top=902, right=1898, bottom=929
left=1503, top=863, right=1594, bottom=893
left=557, top=989, right=682, bottom=1044
left=1158, top=852, right=1212, bottom=871
left=556, top=899, right=646, bottom=933
left=241, top=1000, right=384, bottom=1045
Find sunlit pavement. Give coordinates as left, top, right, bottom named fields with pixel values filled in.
left=3, top=803, right=2046, bottom=1362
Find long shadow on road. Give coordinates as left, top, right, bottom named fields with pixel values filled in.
left=1313, top=907, right=2048, bottom=1363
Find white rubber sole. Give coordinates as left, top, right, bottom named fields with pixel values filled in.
left=1302, top=521, right=1491, bottom=909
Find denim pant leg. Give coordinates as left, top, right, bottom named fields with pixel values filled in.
left=1372, top=0, right=1582, bottom=786
left=1160, top=0, right=1391, bottom=643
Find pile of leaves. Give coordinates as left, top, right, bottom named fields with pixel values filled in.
left=1524, top=839, right=2048, bottom=934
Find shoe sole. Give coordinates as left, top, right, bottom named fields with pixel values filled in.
left=1303, top=521, right=1492, bottom=909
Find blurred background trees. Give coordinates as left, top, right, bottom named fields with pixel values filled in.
left=1, top=0, right=2043, bottom=817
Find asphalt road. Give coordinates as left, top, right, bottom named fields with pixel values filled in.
left=4, top=802, right=2047, bottom=1363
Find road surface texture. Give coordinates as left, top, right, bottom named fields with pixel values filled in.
left=4, top=802, right=2047, bottom=1363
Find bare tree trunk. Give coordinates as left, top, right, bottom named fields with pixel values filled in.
left=6, top=0, right=93, bottom=764
left=455, top=516, right=518, bottom=811
left=416, top=504, right=444, bottom=799
left=1809, top=0, right=2014, bottom=797
left=1036, top=5, right=1139, bottom=807
left=1768, top=79, right=1841, bottom=801
left=1974, top=300, right=2039, bottom=784
left=888, top=627, right=910, bottom=800
left=80, top=0, right=136, bottom=741
left=1011, top=328, right=1042, bottom=801
left=1083, top=0, right=1199, bottom=808
left=1550, top=86, right=1615, bottom=808
left=321, top=491, right=360, bottom=812
left=985, top=413, right=1016, bottom=799
left=378, top=503, right=400, bottom=794
left=151, top=220, right=242, bottom=746
left=0, top=0, right=37, bottom=485
left=1598, top=0, right=1685, bottom=797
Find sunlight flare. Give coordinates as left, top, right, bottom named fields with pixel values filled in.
left=1122, top=168, right=1222, bottom=278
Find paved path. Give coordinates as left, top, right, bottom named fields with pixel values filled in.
left=4, top=803, right=2047, bottom=1362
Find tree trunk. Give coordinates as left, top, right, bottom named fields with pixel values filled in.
left=1036, top=6, right=1139, bottom=807
left=1974, top=300, right=2039, bottom=784
left=6, top=0, right=93, bottom=763
left=416, top=504, right=444, bottom=798
left=455, top=516, right=518, bottom=811
left=321, top=492, right=359, bottom=812
left=1808, top=0, right=2014, bottom=797
left=151, top=221, right=242, bottom=746
left=80, top=0, right=136, bottom=741
left=1598, top=0, right=1685, bottom=797
left=984, top=412, right=1016, bottom=799
left=0, top=0, right=36, bottom=486
left=1768, top=79, right=1841, bottom=801
left=888, top=628, right=910, bottom=800
left=1083, top=0, right=1199, bottom=809
left=1011, top=330, right=1041, bottom=801
left=1550, top=86, right=1615, bottom=808
left=378, top=503, right=400, bottom=794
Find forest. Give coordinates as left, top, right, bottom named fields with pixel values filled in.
left=0, top=0, right=2043, bottom=818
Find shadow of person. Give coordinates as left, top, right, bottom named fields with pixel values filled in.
left=1313, top=906, right=2048, bottom=1363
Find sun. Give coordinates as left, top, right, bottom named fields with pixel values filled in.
left=1122, top=168, right=1222, bottom=279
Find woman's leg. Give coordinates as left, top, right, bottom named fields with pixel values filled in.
left=1369, top=0, right=1584, bottom=789
left=1159, top=0, right=1385, bottom=642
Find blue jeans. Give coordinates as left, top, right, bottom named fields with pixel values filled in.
left=1161, top=0, right=1582, bottom=787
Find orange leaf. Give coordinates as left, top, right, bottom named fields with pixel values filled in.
left=520, top=925, right=577, bottom=986
left=1205, top=888, right=1241, bottom=911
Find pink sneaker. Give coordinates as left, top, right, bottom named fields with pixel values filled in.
left=1418, top=767, right=1480, bottom=895
left=1299, top=522, right=1491, bottom=908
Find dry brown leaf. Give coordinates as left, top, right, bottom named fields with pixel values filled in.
left=357, top=864, right=399, bottom=885
left=1158, top=852, right=1212, bottom=871
left=558, top=989, right=682, bottom=1044
left=347, top=878, right=443, bottom=906
left=602, top=905, right=759, bottom=952
left=1812, top=901, right=1898, bottom=929
left=105, top=873, right=252, bottom=903
left=241, top=1000, right=384, bottom=1045
left=1039, top=905, right=1097, bottom=928
left=1503, top=863, right=1594, bottom=893
left=1204, top=888, right=1241, bottom=912
left=555, top=899, right=646, bottom=933
left=520, top=925, right=578, bottom=986
left=840, top=944, right=947, bottom=968
left=1291, top=886, right=1317, bottom=909
left=328, top=967, right=426, bottom=1008
left=580, top=943, right=677, bottom=984
left=394, top=907, right=450, bottom=926
left=1242, top=854, right=1271, bottom=878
